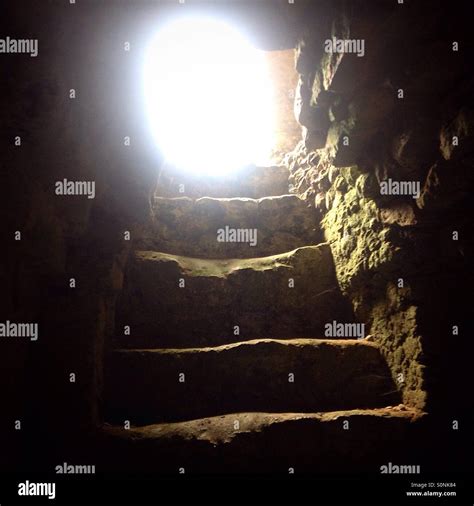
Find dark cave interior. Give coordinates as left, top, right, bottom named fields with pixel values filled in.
left=1, top=0, right=473, bottom=497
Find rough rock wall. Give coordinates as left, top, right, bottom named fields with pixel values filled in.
left=285, top=0, right=474, bottom=411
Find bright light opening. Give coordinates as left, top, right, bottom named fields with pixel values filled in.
left=143, top=17, right=274, bottom=176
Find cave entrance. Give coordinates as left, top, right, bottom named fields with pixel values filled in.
left=143, top=16, right=299, bottom=178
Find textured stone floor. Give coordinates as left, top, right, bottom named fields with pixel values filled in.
left=97, top=406, right=425, bottom=474
left=114, top=244, right=353, bottom=347
left=105, top=338, right=399, bottom=423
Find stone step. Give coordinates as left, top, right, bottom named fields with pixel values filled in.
left=114, top=244, right=354, bottom=348
left=155, top=165, right=290, bottom=199
left=138, top=194, right=321, bottom=259
left=104, top=339, right=400, bottom=424
left=97, top=407, right=424, bottom=473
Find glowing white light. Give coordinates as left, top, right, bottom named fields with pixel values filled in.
left=143, top=17, right=274, bottom=175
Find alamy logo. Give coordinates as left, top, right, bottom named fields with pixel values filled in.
left=324, top=320, right=365, bottom=339
left=55, top=462, right=95, bottom=474
left=380, top=462, right=421, bottom=474
left=324, top=37, right=365, bottom=57
left=0, top=37, right=38, bottom=57
left=18, top=481, right=55, bottom=500
left=380, top=178, right=420, bottom=199
left=0, top=321, right=38, bottom=341
left=217, top=226, right=257, bottom=246
left=55, top=178, right=95, bottom=199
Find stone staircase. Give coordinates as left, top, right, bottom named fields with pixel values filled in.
left=101, top=165, right=422, bottom=474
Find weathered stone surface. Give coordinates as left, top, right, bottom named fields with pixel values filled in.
left=98, top=407, right=425, bottom=474
left=115, top=244, right=354, bottom=348
left=389, top=124, right=439, bottom=181
left=155, top=165, right=290, bottom=199
left=368, top=296, right=427, bottom=409
left=294, top=76, right=313, bottom=127
left=139, top=195, right=322, bottom=258
left=105, top=338, right=399, bottom=424
left=325, top=119, right=357, bottom=167
left=302, top=107, right=330, bottom=150
left=379, top=202, right=417, bottom=227
left=417, top=159, right=474, bottom=212
left=284, top=9, right=474, bottom=407
left=295, top=74, right=330, bottom=150
left=323, top=88, right=395, bottom=168
left=321, top=176, right=398, bottom=294
left=284, top=150, right=431, bottom=409
left=439, top=108, right=474, bottom=162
